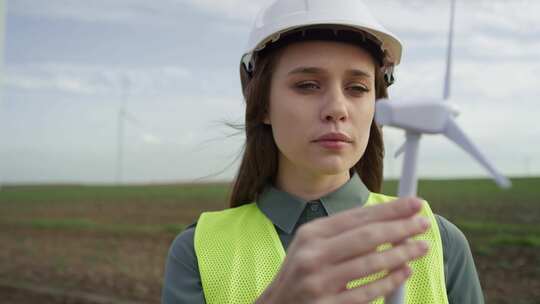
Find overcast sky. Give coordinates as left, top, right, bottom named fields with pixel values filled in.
left=3, top=0, right=539, bottom=184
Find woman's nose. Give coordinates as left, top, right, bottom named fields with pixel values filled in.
left=321, top=87, right=348, bottom=122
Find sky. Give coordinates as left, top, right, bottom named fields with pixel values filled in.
left=2, top=0, right=540, bottom=184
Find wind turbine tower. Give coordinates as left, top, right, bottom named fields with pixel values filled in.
left=0, top=0, right=6, bottom=190
left=116, top=76, right=130, bottom=184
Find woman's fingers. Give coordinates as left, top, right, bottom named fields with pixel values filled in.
left=309, top=197, right=425, bottom=238
left=267, top=197, right=431, bottom=304
left=322, top=215, right=431, bottom=263
left=325, top=239, right=429, bottom=292
left=323, top=265, right=413, bottom=304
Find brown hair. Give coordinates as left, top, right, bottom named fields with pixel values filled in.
left=229, top=41, right=388, bottom=208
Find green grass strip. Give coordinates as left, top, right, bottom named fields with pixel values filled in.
left=1, top=218, right=186, bottom=235
left=489, top=234, right=540, bottom=248
left=456, top=221, right=540, bottom=235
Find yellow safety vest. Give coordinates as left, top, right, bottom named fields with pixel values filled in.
left=194, top=192, right=449, bottom=304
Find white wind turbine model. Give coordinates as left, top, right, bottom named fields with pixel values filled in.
left=377, top=1, right=511, bottom=304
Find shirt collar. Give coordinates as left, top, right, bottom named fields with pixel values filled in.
left=257, top=172, right=371, bottom=234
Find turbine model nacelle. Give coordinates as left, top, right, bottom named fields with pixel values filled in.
left=375, top=98, right=458, bottom=134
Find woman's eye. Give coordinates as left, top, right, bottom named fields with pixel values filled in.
left=295, top=82, right=320, bottom=90
left=347, top=85, right=369, bottom=95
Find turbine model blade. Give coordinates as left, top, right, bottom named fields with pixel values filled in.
left=444, top=119, right=511, bottom=188
left=376, top=98, right=451, bottom=134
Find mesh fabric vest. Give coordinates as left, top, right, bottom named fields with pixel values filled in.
left=194, top=193, right=449, bottom=303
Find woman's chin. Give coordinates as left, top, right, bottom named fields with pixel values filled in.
left=308, top=159, right=354, bottom=176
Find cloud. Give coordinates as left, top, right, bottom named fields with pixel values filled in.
left=8, top=0, right=268, bottom=26
left=6, top=72, right=98, bottom=94
left=9, top=0, right=157, bottom=24
left=6, top=0, right=540, bottom=183
left=388, top=48, right=540, bottom=103
left=454, top=61, right=540, bottom=100
left=141, top=133, right=162, bottom=144
left=11, top=0, right=540, bottom=32
left=372, top=0, right=540, bottom=44
left=6, top=63, right=193, bottom=95
left=471, top=0, right=540, bottom=33
left=182, top=0, right=267, bottom=22
left=370, top=1, right=453, bottom=35
left=462, top=33, right=540, bottom=60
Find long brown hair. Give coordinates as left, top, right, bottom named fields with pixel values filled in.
left=229, top=40, right=389, bottom=208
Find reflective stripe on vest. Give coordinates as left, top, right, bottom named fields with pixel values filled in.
left=194, top=192, right=449, bottom=304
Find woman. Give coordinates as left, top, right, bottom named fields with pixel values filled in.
left=162, top=0, right=484, bottom=303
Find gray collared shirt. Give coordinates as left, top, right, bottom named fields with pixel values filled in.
left=161, top=173, right=484, bottom=303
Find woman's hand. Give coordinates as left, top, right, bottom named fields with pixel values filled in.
left=256, top=197, right=430, bottom=304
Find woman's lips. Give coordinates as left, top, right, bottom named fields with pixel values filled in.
left=313, top=132, right=353, bottom=150
left=314, top=139, right=351, bottom=150
left=314, top=132, right=353, bottom=142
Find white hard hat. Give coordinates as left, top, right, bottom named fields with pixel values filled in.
left=240, top=0, right=403, bottom=86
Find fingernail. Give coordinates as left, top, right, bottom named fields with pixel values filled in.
left=418, top=217, right=430, bottom=229
left=418, top=240, right=429, bottom=251
left=403, top=266, right=412, bottom=278
left=410, top=198, right=422, bottom=210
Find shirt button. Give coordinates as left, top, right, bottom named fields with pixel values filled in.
left=309, top=203, right=320, bottom=212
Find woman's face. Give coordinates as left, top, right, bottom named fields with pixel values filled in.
left=265, top=40, right=376, bottom=177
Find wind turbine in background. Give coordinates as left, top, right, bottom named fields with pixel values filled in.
left=116, top=76, right=162, bottom=184
left=116, top=77, right=128, bottom=184
left=376, top=1, right=511, bottom=303
left=0, top=0, right=5, bottom=191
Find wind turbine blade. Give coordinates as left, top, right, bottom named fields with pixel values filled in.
left=142, top=132, right=162, bottom=144
left=394, top=141, right=406, bottom=158
left=120, top=110, right=163, bottom=145
left=443, top=0, right=456, bottom=101
left=123, top=110, right=144, bottom=127
left=444, top=119, right=511, bottom=188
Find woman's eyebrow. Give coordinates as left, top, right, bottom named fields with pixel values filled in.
left=347, top=69, right=372, bottom=79
left=287, top=67, right=372, bottom=78
left=287, top=67, right=325, bottom=76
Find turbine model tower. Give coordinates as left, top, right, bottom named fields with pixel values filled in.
left=379, top=1, right=511, bottom=304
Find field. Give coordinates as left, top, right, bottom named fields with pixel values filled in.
left=0, top=177, right=539, bottom=304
